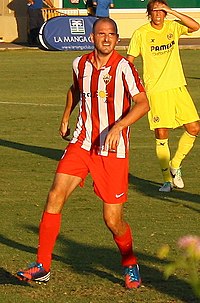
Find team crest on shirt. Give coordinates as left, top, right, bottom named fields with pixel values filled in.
left=103, top=74, right=112, bottom=85
left=167, top=33, right=173, bottom=40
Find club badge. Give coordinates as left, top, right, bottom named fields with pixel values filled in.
left=167, top=33, right=173, bottom=40
left=103, top=74, right=112, bottom=85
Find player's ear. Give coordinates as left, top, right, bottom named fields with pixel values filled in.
left=90, top=33, right=94, bottom=43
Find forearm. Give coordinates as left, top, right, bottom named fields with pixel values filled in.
left=104, top=92, right=150, bottom=150
left=61, top=86, right=79, bottom=122
left=61, top=94, right=72, bottom=124
left=169, top=9, right=200, bottom=32
left=59, top=85, right=80, bottom=137
left=114, top=94, right=150, bottom=131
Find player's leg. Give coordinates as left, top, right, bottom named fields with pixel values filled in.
left=17, top=173, right=81, bottom=283
left=170, top=121, right=200, bottom=188
left=170, top=86, right=200, bottom=188
left=103, top=203, right=136, bottom=265
left=36, top=173, right=82, bottom=271
left=155, top=128, right=173, bottom=192
left=17, top=143, right=88, bottom=282
left=171, top=121, right=199, bottom=168
left=90, top=152, right=140, bottom=289
left=147, top=90, right=176, bottom=192
left=103, top=203, right=141, bottom=289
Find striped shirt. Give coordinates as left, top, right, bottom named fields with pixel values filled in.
left=71, top=50, right=145, bottom=158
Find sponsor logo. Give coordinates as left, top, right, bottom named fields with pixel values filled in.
left=82, top=92, right=92, bottom=98
left=115, top=193, right=124, bottom=198
left=54, top=36, right=91, bottom=43
left=82, top=91, right=113, bottom=103
left=153, top=116, right=160, bottom=123
left=151, top=40, right=175, bottom=52
left=97, top=90, right=108, bottom=99
left=69, top=19, right=85, bottom=35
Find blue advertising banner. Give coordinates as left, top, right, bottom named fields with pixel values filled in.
left=39, top=16, right=97, bottom=51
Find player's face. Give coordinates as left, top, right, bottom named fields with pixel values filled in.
left=91, top=21, right=119, bottom=55
left=150, top=2, right=166, bottom=29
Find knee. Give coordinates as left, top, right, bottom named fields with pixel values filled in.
left=48, top=183, right=64, bottom=200
left=155, top=128, right=169, bottom=139
left=186, top=122, right=200, bottom=137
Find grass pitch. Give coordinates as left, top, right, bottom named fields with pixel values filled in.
left=0, top=49, right=199, bottom=303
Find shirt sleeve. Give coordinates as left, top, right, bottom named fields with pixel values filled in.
left=174, top=20, right=190, bottom=37
left=127, top=29, right=142, bottom=58
left=123, top=60, right=145, bottom=98
left=72, top=57, right=81, bottom=90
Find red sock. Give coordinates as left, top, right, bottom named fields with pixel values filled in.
left=37, top=211, right=61, bottom=271
left=113, top=224, right=137, bottom=267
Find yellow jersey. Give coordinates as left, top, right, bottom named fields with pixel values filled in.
left=127, top=20, right=189, bottom=95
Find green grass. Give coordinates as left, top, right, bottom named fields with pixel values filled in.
left=0, top=49, right=199, bottom=303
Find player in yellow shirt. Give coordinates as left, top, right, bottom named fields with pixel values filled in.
left=127, top=0, right=200, bottom=192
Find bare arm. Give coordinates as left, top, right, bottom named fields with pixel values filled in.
left=59, top=85, right=80, bottom=138
left=104, top=92, right=150, bottom=151
left=154, top=5, right=200, bottom=32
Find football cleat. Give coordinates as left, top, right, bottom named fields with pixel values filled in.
left=124, top=264, right=141, bottom=289
left=170, top=164, right=184, bottom=188
left=17, top=262, right=50, bottom=283
left=159, top=182, right=173, bottom=192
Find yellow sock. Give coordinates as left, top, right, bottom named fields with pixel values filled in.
left=171, top=131, right=196, bottom=169
left=156, top=139, right=172, bottom=182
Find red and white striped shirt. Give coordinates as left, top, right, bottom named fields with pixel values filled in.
left=71, top=50, right=145, bottom=158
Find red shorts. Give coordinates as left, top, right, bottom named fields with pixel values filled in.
left=56, top=143, right=128, bottom=204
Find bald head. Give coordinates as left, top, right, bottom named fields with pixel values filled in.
left=92, top=17, right=118, bottom=35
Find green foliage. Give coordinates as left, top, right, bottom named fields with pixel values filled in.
left=0, top=49, right=199, bottom=303
left=158, top=236, right=200, bottom=298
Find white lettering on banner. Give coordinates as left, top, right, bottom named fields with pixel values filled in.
left=54, top=36, right=91, bottom=43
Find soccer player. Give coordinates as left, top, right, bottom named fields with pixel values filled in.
left=127, top=0, right=200, bottom=192
left=17, top=18, right=150, bottom=289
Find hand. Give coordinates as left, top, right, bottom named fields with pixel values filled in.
left=104, top=124, right=122, bottom=152
left=59, top=121, right=70, bottom=140
left=153, top=4, right=172, bottom=14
